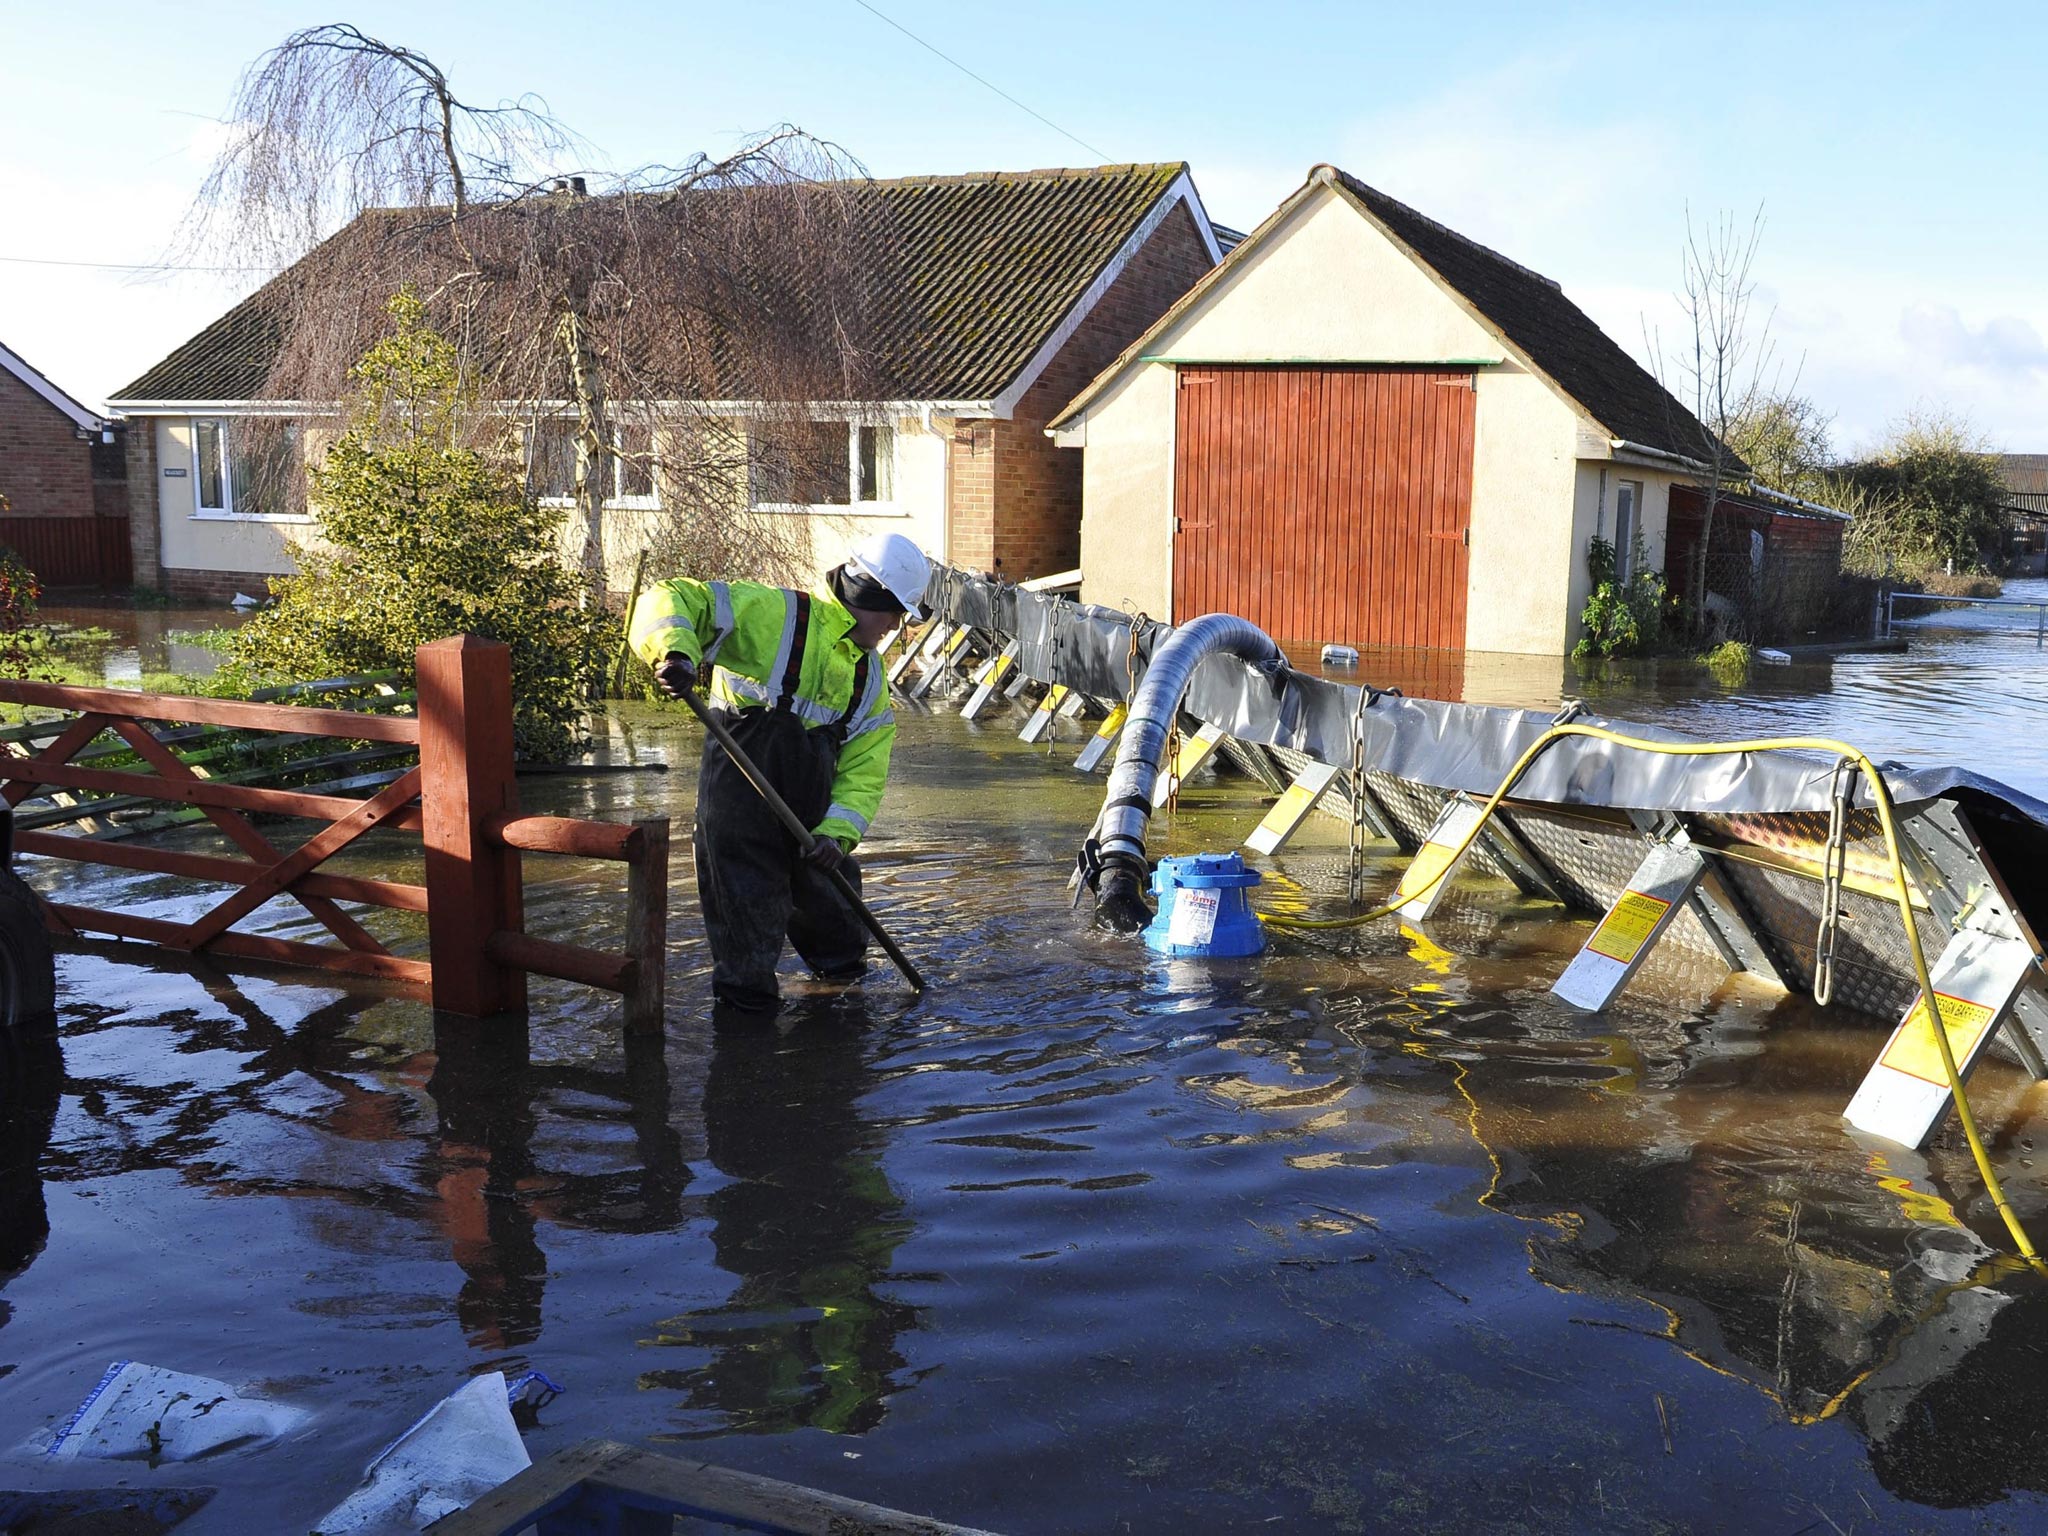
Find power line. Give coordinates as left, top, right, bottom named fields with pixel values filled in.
left=0, top=253, right=277, bottom=275
left=847, top=0, right=1112, bottom=164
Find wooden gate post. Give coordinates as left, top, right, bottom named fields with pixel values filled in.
left=418, top=636, right=527, bottom=1017
left=623, top=817, right=669, bottom=1036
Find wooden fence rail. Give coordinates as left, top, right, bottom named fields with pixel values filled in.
left=0, top=636, right=668, bottom=1032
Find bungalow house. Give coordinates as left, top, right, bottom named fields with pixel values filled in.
left=0, top=341, right=129, bottom=588
left=1048, top=163, right=1794, bottom=656
left=1995, top=455, right=2048, bottom=575
left=107, top=165, right=1222, bottom=603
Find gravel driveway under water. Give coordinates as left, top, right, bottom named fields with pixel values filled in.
left=4, top=638, right=2048, bottom=1530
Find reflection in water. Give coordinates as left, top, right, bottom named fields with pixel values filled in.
left=644, top=1012, right=919, bottom=1437
left=424, top=1018, right=691, bottom=1351
left=1318, top=934, right=2048, bottom=1509
left=0, top=1036, right=62, bottom=1326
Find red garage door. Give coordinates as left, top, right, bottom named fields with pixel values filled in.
left=1172, top=366, right=1475, bottom=649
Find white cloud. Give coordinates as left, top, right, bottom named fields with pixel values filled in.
left=1899, top=302, right=2048, bottom=376
left=1329, top=56, right=1677, bottom=268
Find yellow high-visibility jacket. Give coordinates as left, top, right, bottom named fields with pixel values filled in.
left=629, top=577, right=894, bottom=848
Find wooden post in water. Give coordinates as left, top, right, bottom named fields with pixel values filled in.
left=623, top=817, right=669, bottom=1035
left=418, top=636, right=527, bottom=1018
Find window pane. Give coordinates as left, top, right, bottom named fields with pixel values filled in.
left=531, top=420, right=578, bottom=500
left=747, top=427, right=793, bottom=507
left=194, top=420, right=226, bottom=510
left=616, top=421, right=655, bottom=501
left=796, top=421, right=850, bottom=506
left=1614, top=483, right=1640, bottom=583
left=230, top=422, right=300, bottom=517
left=857, top=424, right=894, bottom=502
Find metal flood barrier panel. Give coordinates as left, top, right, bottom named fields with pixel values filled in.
left=918, top=568, right=2048, bottom=1149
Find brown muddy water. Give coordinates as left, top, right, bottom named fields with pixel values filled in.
left=3, top=598, right=2048, bottom=1532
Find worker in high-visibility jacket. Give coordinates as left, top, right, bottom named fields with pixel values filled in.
left=629, top=532, right=931, bottom=1017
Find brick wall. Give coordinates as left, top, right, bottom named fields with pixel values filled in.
left=983, top=201, right=1214, bottom=580
left=159, top=567, right=281, bottom=605
left=0, top=370, right=96, bottom=518
left=947, top=419, right=996, bottom=571
left=125, top=417, right=162, bottom=588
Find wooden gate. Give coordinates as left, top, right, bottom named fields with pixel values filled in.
left=0, top=637, right=669, bottom=1032
left=1171, top=366, right=1476, bottom=649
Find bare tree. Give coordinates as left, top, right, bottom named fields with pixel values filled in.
left=1645, top=206, right=1779, bottom=631
left=180, top=24, right=898, bottom=601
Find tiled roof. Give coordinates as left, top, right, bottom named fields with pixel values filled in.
left=112, top=164, right=1196, bottom=406
left=1998, top=453, right=2048, bottom=497
left=1334, top=170, right=1726, bottom=466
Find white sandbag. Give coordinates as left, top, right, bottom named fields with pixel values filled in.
left=43, top=1361, right=310, bottom=1462
left=313, top=1371, right=531, bottom=1534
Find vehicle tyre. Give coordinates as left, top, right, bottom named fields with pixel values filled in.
left=0, top=866, right=56, bottom=1043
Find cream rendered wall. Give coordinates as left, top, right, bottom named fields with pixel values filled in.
left=1076, top=366, right=1176, bottom=615
left=1073, top=185, right=1607, bottom=654
left=155, top=418, right=301, bottom=576
left=1565, top=461, right=1688, bottom=640
left=571, top=413, right=949, bottom=590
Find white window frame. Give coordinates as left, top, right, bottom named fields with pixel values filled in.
left=529, top=420, right=665, bottom=510
left=748, top=418, right=899, bottom=515
left=609, top=419, right=661, bottom=510
left=1613, top=479, right=1642, bottom=584
left=188, top=416, right=311, bottom=524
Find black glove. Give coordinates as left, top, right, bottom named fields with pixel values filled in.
left=654, top=653, right=697, bottom=699
left=805, top=835, right=850, bottom=875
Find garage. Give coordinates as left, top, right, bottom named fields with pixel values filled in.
left=1171, top=364, right=1474, bottom=648
left=1056, top=165, right=1729, bottom=657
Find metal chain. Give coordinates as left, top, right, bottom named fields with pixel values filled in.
left=1348, top=683, right=1371, bottom=906
left=1813, top=755, right=1855, bottom=1006
left=1045, top=600, right=1068, bottom=752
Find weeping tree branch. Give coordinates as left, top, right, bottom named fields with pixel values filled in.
left=180, top=27, right=897, bottom=610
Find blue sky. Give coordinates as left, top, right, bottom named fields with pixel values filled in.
left=3, top=1, right=2042, bottom=449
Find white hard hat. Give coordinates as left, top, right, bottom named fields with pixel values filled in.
left=845, top=532, right=931, bottom=617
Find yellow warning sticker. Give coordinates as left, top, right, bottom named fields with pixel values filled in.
left=1269, top=782, right=1315, bottom=819
left=1096, top=704, right=1128, bottom=739
left=1397, top=841, right=1460, bottom=906
left=1881, top=991, right=1998, bottom=1088
left=1586, top=890, right=1672, bottom=964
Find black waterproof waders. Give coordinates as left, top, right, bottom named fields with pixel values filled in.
left=694, top=707, right=868, bottom=1015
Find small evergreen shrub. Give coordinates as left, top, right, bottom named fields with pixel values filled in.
left=225, top=291, right=610, bottom=761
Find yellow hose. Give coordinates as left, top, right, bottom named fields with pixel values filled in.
left=1259, top=722, right=2045, bottom=1267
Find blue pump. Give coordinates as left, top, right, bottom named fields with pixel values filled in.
left=1142, top=853, right=1266, bottom=958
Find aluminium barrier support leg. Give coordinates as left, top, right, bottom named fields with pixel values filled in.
left=1844, top=928, right=2039, bottom=1149
left=888, top=619, right=949, bottom=687
left=1074, top=702, right=1128, bottom=773
left=1550, top=835, right=1709, bottom=1012
left=1018, top=684, right=1073, bottom=744
left=1393, top=793, right=1490, bottom=923
left=960, top=639, right=1022, bottom=719
left=1245, top=759, right=1342, bottom=856
left=1151, top=722, right=1227, bottom=808
left=906, top=627, right=976, bottom=701
left=1627, top=810, right=1787, bottom=990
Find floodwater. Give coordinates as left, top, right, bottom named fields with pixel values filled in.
left=3, top=604, right=2048, bottom=1530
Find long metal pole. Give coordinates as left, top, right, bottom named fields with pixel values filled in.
left=676, top=688, right=926, bottom=993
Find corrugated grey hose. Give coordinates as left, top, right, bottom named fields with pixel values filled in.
left=1085, top=613, right=1287, bottom=931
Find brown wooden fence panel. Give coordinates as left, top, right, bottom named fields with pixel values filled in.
left=0, top=514, right=131, bottom=588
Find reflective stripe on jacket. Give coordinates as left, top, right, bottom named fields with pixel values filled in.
left=629, top=576, right=894, bottom=848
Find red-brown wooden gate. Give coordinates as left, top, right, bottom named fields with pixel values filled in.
left=1171, top=366, right=1476, bottom=649
left=0, top=637, right=669, bottom=1032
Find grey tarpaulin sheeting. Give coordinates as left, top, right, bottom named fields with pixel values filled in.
left=925, top=568, right=2048, bottom=832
